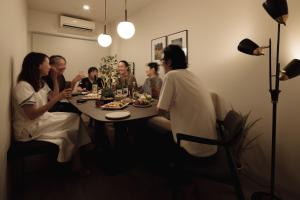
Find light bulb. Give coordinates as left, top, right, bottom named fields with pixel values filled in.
left=117, top=21, right=135, bottom=39
left=97, top=33, right=112, bottom=47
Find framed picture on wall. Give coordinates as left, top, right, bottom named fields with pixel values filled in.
left=151, top=36, right=167, bottom=62
left=167, top=30, right=188, bottom=62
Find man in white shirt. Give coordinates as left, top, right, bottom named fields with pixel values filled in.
left=157, top=45, right=218, bottom=158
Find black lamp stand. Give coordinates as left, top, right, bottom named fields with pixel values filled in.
left=251, top=23, right=282, bottom=200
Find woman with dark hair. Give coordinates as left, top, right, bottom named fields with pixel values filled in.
left=156, top=44, right=217, bottom=159
left=117, top=60, right=138, bottom=92
left=13, top=52, right=91, bottom=164
left=141, top=62, right=162, bottom=99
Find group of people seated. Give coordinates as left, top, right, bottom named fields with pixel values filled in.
left=12, top=44, right=218, bottom=172
left=74, top=59, right=163, bottom=100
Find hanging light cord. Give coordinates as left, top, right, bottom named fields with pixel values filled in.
left=104, top=0, right=107, bottom=33
left=125, top=0, right=128, bottom=21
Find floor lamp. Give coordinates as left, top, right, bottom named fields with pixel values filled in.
left=237, top=0, right=300, bottom=199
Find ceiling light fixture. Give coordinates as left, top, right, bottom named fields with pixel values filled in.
left=97, top=0, right=112, bottom=47
left=83, top=5, right=90, bottom=11
left=117, top=0, right=135, bottom=39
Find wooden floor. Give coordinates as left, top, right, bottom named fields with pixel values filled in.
left=11, top=148, right=243, bottom=200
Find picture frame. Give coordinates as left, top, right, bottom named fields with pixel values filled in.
left=167, top=30, right=188, bottom=61
left=151, top=36, right=167, bottom=62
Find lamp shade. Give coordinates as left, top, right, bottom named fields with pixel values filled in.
left=97, top=33, right=112, bottom=47
left=280, top=59, right=300, bottom=80
left=238, top=39, right=260, bottom=55
left=263, top=0, right=288, bottom=25
left=117, top=21, right=135, bottom=39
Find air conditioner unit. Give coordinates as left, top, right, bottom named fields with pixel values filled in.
left=60, top=16, right=96, bottom=31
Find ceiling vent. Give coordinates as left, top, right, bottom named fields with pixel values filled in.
left=60, top=16, right=96, bottom=31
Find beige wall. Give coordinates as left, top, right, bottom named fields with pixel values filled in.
left=0, top=0, right=28, bottom=199
left=28, top=9, right=110, bottom=80
left=111, top=0, right=300, bottom=198
left=28, top=9, right=106, bottom=41
left=31, top=33, right=110, bottom=81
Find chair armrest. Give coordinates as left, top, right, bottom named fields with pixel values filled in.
left=176, top=133, right=222, bottom=146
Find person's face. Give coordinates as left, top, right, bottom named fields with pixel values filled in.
left=89, top=70, right=98, bottom=79
left=53, top=58, right=66, bottom=75
left=39, top=57, right=51, bottom=77
left=145, top=66, right=155, bottom=77
left=118, top=62, right=128, bottom=76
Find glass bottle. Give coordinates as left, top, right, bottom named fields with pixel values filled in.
left=132, top=81, right=138, bottom=99
left=116, top=77, right=123, bottom=95
left=92, top=75, right=98, bottom=94
left=123, top=79, right=129, bottom=97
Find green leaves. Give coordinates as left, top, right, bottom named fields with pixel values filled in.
left=99, top=55, right=119, bottom=89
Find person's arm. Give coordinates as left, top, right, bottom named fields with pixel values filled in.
left=157, top=108, right=168, bottom=115
left=157, top=75, right=174, bottom=113
left=71, top=73, right=85, bottom=90
left=22, top=89, right=72, bottom=120
left=152, top=78, right=163, bottom=99
left=48, top=67, right=59, bottom=100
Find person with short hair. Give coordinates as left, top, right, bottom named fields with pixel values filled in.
left=77, top=66, right=103, bottom=91
left=43, top=55, right=83, bottom=113
left=141, top=62, right=162, bottom=99
left=157, top=44, right=217, bottom=159
left=13, top=52, right=91, bottom=164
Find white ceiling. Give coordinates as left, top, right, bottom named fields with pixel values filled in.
left=27, top=0, right=154, bottom=23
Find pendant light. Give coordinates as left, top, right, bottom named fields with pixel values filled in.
left=98, top=0, right=112, bottom=47
left=117, top=0, right=135, bottom=39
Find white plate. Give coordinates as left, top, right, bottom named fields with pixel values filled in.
left=105, top=111, right=131, bottom=120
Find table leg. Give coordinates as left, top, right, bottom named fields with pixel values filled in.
left=94, top=121, right=111, bottom=151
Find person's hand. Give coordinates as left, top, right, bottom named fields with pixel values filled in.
left=72, top=73, right=85, bottom=83
left=50, top=67, right=59, bottom=80
left=59, top=88, right=72, bottom=99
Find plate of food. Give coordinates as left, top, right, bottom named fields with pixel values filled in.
left=120, top=97, right=134, bottom=104
left=71, top=91, right=89, bottom=96
left=132, top=98, right=152, bottom=108
left=114, top=94, right=127, bottom=101
left=82, top=93, right=101, bottom=100
left=101, top=101, right=129, bottom=110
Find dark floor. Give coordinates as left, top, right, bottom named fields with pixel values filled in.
left=9, top=147, right=246, bottom=200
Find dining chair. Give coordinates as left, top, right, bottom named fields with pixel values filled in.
left=7, top=139, right=58, bottom=200
left=174, top=110, right=245, bottom=200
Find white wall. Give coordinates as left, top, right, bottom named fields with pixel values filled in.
left=111, top=0, right=300, bottom=198
left=28, top=9, right=104, bottom=41
left=28, top=9, right=110, bottom=80
left=31, top=33, right=109, bottom=80
left=0, top=0, right=28, bottom=199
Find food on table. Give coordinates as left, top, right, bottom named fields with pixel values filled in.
left=101, top=101, right=129, bottom=109
left=133, top=98, right=151, bottom=106
left=82, top=93, right=101, bottom=100
left=114, top=94, right=127, bottom=101
left=120, top=97, right=133, bottom=104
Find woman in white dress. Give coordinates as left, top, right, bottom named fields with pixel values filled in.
left=13, top=52, right=91, bottom=163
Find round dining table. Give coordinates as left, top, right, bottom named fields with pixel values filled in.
left=69, top=96, right=159, bottom=161
left=69, top=96, right=158, bottom=122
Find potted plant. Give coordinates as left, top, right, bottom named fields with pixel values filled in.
left=99, top=55, right=118, bottom=99
left=230, top=111, right=261, bottom=170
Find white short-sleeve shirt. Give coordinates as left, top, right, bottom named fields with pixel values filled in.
left=158, top=69, right=217, bottom=157
left=13, top=81, right=51, bottom=140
